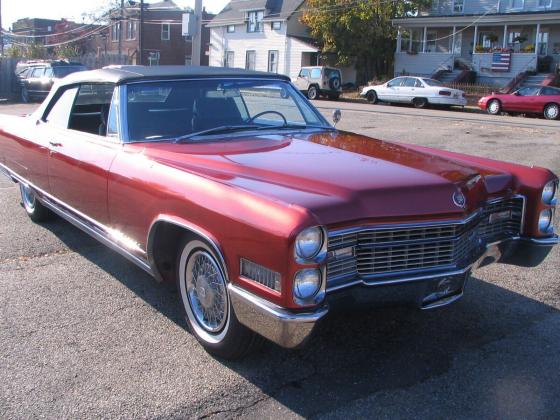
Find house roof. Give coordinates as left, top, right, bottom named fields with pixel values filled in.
left=207, top=0, right=305, bottom=27
left=58, top=65, right=290, bottom=86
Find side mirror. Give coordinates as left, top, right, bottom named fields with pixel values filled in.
left=513, top=91, right=519, bottom=96
left=332, top=109, right=341, bottom=126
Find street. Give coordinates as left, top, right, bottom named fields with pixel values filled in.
left=1, top=101, right=560, bottom=419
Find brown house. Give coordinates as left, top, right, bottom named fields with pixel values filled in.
left=100, top=0, right=213, bottom=66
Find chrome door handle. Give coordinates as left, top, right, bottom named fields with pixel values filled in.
left=49, top=141, right=62, bottom=147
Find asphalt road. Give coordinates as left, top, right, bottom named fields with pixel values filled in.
left=1, top=102, right=559, bottom=419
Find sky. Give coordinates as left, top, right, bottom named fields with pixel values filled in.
left=2, top=0, right=230, bottom=29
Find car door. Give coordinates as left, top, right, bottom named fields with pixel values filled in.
left=26, top=67, right=45, bottom=95
left=39, top=68, right=55, bottom=96
left=47, top=83, right=120, bottom=226
left=400, top=77, right=418, bottom=103
left=507, top=87, right=540, bottom=112
left=380, top=78, right=403, bottom=101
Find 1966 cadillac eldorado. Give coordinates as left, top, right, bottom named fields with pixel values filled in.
left=0, top=66, right=558, bottom=359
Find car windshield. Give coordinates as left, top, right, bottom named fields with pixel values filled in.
left=422, top=79, right=444, bottom=87
left=53, top=66, right=86, bottom=78
left=126, top=79, right=330, bottom=142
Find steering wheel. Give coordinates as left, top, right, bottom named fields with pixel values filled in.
left=248, top=110, right=288, bottom=126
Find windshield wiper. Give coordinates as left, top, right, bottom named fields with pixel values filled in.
left=174, top=123, right=335, bottom=143
left=174, top=125, right=261, bottom=143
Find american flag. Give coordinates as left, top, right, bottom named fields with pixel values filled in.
left=491, top=53, right=511, bottom=72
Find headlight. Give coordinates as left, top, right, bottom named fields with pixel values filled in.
left=294, top=268, right=322, bottom=300
left=295, top=226, right=323, bottom=260
left=542, top=181, right=557, bottom=204
left=538, top=209, right=553, bottom=233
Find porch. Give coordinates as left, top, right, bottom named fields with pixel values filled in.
left=393, top=14, right=560, bottom=87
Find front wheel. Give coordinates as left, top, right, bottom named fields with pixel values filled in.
left=307, top=86, right=319, bottom=100
left=177, top=239, right=262, bottom=359
left=366, top=90, right=378, bottom=104
left=543, top=103, right=559, bottom=120
left=487, top=99, right=501, bottom=115
left=20, top=183, right=52, bottom=222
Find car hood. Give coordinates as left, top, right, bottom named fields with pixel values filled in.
left=131, top=131, right=513, bottom=226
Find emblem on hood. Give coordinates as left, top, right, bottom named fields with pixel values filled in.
left=453, top=191, right=466, bottom=208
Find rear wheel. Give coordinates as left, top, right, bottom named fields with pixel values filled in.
left=412, top=97, right=428, bottom=109
left=177, top=239, right=263, bottom=359
left=543, top=103, right=559, bottom=120
left=487, top=99, right=501, bottom=115
left=307, top=86, right=319, bottom=100
left=20, top=183, right=52, bottom=222
left=366, top=90, right=378, bottom=104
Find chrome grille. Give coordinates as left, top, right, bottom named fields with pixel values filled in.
left=327, top=197, right=524, bottom=285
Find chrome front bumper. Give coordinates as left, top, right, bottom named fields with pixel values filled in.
left=228, top=284, right=328, bottom=349
left=229, top=235, right=558, bottom=349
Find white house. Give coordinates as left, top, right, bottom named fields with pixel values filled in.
left=207, top=0, right=356, bottom=83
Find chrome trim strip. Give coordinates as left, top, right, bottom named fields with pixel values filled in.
left=228, top=283, right=328, bottom=349
left=328, top=209, right=483, bottom=239
left=522, top=235, right=560, bottom=246
left=0, top=162, right=153, bottom=276
left=421, top=291, right=465, bottom=310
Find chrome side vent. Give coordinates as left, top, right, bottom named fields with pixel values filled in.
left=240, top=258, right=281, bottom=292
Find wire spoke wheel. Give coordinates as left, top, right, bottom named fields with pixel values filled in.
left=185, top=250, right=228, bottom=333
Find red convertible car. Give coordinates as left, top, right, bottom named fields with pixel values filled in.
left=0, top=66, right=558, bottom=359
left=478, top=85, right=560, bottom=119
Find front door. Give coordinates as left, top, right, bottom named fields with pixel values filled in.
left=295, top=68, right=310, bottom=90
left=47, top=83, right=119, bottom=226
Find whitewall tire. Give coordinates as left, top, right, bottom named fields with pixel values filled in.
left=177, top=239, right=262, bottom=359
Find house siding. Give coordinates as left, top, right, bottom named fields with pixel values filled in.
left=209, top=17, right=319, bottom=80
left=394, top=52, right=456, bottom=76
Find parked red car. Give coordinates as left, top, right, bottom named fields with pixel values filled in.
left=478, top=85, right=560, bottom=119
left=0, top=66, right=558, bottom=359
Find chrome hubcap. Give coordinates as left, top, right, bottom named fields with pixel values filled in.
left=185, top=251, right=227, bottom=333
left=489, top=101, right=499, bottom=113
left=546, top=105, right=558, bottom=119
left=21, top=184, right=36, bottom=210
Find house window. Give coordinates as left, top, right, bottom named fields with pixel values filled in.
left=112, top=22, right=121, bottom=42
left=452, top=0, right=464, bottom=13
left=227, top=25, right=235, bottom=33
left=538, top=0, right=551, bottom=6
left=245, top=50, right=256, bottom=70
left=247, top=10, right=264, bottom=33
left=426, top=30, right=438, bottom=52
left=126, top=21, right=137, bottom=40
left=271, top=21, right=282, bottom=30
left=510, top=0, right=524, bottom=9
left=479, top=32, right=496, bottom=49
left=268, top=50, right=278, bottom=73
left=161, top=23, right=170, bottom=40
left=148, top=51, right=160, bottom=66
left=225, top=51, right=235, bottom=68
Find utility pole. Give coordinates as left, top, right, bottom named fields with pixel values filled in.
left=118, top=0, right=123, bottom=57
left=191, top=0, right=202, bottom=66
left=0, top=0, right=3, bottom=57
left=139, top=0, right=144, bottom=65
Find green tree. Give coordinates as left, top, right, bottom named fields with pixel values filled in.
left=301, top=0, right=430, bottom=84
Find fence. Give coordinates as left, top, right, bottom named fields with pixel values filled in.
left=0, top=58, right=19, bottom=100
left=0, top=53, right=130, bottom=101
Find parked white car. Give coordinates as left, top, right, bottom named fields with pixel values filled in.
left=360, top=76, right=467, bottom=108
